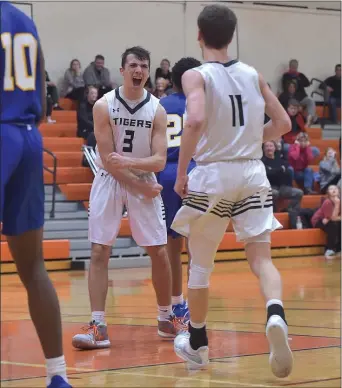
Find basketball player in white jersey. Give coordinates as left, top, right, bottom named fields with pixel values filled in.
left=171, top=5, right=293, bottom=378
left=72, top=47, right=184, bottom=350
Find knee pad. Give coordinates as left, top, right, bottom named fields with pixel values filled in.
left=188, top=263, right=213, bottom=289
left=244, top=230, right=271, bottom=246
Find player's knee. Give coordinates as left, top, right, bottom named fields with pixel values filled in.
left=91, top=243, right=111, bottom=266
left=244, top=230, right=271, bottom=246
left=188, top=263, right=213, bottom=289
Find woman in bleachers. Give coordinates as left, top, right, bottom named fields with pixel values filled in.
left=311, top=185, right=341, bottom=258
left=62, top=59, right=85, bottom=102
left=153, top=77, right=168, bottom=99
left=319, top=147, right=341, bottom=194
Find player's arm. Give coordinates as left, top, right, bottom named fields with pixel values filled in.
left=178, top=70, right=205, bottom=174
left=259, top=73, right=291, bottom=142
left=94, top=98, right=159, bottom=192
left=107, top=104, right=168, bottom=172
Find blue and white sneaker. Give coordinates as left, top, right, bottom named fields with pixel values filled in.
left=172, top=301, right=190, bottom=323
left=47, top=376, right=72, bottom=388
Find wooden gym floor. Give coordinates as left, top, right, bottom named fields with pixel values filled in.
left=1, top=256, right=341, bottom=387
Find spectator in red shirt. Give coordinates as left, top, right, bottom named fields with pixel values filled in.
left=311, top=185, right=341, bottom=258
left=282, top=100, right=320, bottom=159
left=288, top=132, right=316, bottom=194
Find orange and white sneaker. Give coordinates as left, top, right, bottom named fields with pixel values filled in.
left=158, top=314, right=188, bottom=338
left=72, top=320, right=110, bottom=350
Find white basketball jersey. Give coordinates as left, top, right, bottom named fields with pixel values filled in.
left=95, top=86, right=160, bottom=169
left=192, top=60, right=265, bottom=163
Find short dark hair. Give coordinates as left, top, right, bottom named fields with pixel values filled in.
left=288, top=98, right=300, bottom=107
left=121, top=46, right=151, bottom=68
left=95, top=55, right=105, bottom=61
left=172, top=57, right=202, bottom=92
left=336, top=64, right=341, bottom=70
left=197, top=4, right=237, bottom=49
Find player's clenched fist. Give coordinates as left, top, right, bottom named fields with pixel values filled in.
left=174, top=175, right=189, bottom=199
left=141, top=182, right=163, bottom=198
left=107, top=152, right=131, bottom=168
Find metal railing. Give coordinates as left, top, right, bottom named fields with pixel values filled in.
left=310, top=77, right=329, bottom=121
left=82, top=145, right=98, bottom=175
left=43, top=148, right=57, bottom=218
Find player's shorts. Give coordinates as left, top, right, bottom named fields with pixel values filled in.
left=0, top=123, right=44, bottom=236
left=158, top=161, right=196, bottom=238
left=171, top=159, right=282, bottom=244
left=88, top=168, right=167, bottom=247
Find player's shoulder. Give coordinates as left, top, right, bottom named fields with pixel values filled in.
left=159, top=93, right=186, bottom=114
left=1, top=1, right=31, bottom=22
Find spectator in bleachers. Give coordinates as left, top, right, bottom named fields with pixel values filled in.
left=144, top=77, right=153, bottom=93
left=153, top=77, right=168, bottom=99
left=311, top=185, right=341, bottom=258
left=319, top=64, right=341, bottom=124
left=62, top=59, right=85, bottom=102
left=262, top=141, right=303, bottom=211
left=282, top=99, right=320, bottom=159
left=319, top=147, right=341, bottom=194
left=288, top=132, right=316, bottom=194
left=77, top=86, right=98, bottom=139
left=83, top=55, right=112, bottom=99
left=278, top=81, right=302, bottom=110
left=155, top=58, right=172, bottom=90
left=282, top=59, right=317, bottom=126
left=46, top=70, right=62, bottom=110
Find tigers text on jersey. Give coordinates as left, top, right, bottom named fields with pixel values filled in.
left=193, top=60, right=265, bottom=163
left=95, top=86, right=160, bottom=169
left=0, top=1, right=43, bottom=124
left=159, top=92, right=187, bottom=163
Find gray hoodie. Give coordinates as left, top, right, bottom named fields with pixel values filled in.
left=319, top=158, right=341, bottom=188
left=83, top=62, right=111, bottom=88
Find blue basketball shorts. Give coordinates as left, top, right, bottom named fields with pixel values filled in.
left=0, top=124, right=44, bottom=236
left=158, top=161, right=196, bottom=238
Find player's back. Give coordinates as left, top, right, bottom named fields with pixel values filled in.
left=0, top=1, right=43, bottom=124
left=193, top=60, right=265, bottom=163
left=159, top=92, right=187, bottom=163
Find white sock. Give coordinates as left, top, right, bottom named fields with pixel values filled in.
left=190, top=320, right=206, bottom=329
left=266, top=299, right=283, bottom=309
left=172, top=294, right=184, bottom=305
left=158, top=305, right=172, bottom=321
left=92, top=311, right=105, bottom=323
left=46, top=355, right=68, bottom=386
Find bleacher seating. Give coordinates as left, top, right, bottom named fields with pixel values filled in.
left=2, top=99, right=338, bottom=273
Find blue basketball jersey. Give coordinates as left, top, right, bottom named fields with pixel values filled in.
left=0, top=1, right=43, bottom=124
left=159, top=92, right=186, bottom=163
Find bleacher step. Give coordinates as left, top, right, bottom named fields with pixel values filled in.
left=70, top=238, right=132, bottom=251
left=44, top=230, right=89, bottom=239
left=44, top=210, right=88, bottom=220
left=322, top=125, right=341, bottom=139
left=44, top=202, right=80, bottom=212
left=45, top=193, right=67, bottom=202
left=43, top=219, right=88, bottom=231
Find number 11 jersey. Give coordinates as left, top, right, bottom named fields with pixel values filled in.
left=192, top=60, right=265, bottom=163
left=95, top=86, right=160, bottom=170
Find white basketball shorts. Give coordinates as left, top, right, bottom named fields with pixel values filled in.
left=88, top=168, right=167, bottom=247
left=171, top=160, right=282, bottom=244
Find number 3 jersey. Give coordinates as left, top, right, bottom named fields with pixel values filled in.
left=95, top=86, right=160, bottom=170
left=192, top=60, right=265, bottom=163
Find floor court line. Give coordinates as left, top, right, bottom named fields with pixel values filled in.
left=110, top=369, right=273, bottom=387
left=0, top=361, right=95, bottom=373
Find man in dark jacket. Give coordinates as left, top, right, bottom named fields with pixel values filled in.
left=77, top=86, right=98, bottom=139
left=282, top=59, right=317, bottom=126
left=262, top=140, right=303, bottom=211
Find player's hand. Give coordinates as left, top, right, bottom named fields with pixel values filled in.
left=141, top=182, right=163, bottom=198
left=322, top=218, right=329, bottom=225
left=107, top=152, right=131, bottom=169
left=174, top=175, right=189, bottom=199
